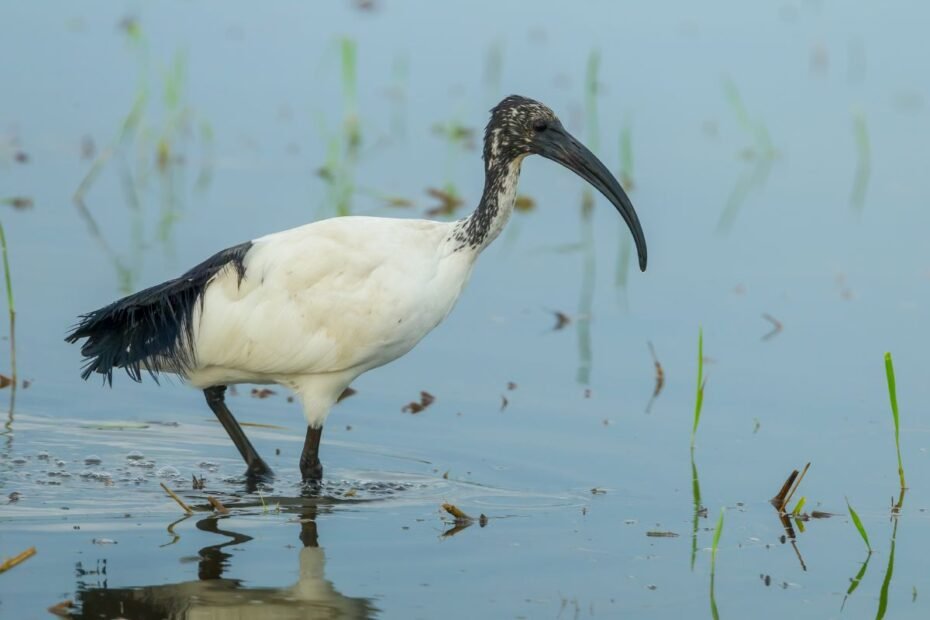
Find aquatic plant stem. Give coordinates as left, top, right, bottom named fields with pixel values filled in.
left=0, top=223, right=16, bottom=400
left=883, top=352, right=906, bottom=490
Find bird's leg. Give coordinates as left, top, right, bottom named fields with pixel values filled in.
left=203, top=386, right=273, bottom=480
left=300, top=425, right=324, bottom=483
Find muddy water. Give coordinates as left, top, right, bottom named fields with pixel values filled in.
left=2, top=1, right=930, bottom=618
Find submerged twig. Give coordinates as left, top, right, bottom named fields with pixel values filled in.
left=782, top=462, right=810, bottom=510
left=0, top=546, right=35, bottom=573
left=441, top=503, right=473, bottom=523
left=160, top=482, right=193, bottom=515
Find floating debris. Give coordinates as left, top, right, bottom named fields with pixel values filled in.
left=47, top=600, right=75, bottom=618
left=500, top=395, right=509, bottom=411
left=337, top=387, right=357, bottom=403
left=191, top=474, right=205, bottom=490
left=645, top=341, right=665, bottom=413
left=646, top=531, right=680, bottom=538
left=0, top=197, right=33, bottom=210
left=91, top=538, right=117, bottom=545
left=761, top=313, right=783, bottom=341
left=207, top=496, right=229, bottom=514
left=771, top=462, right=810, bottom=513
left=514, top=195, right=536, bottom=212
left=344, top=488, right=357, bottom=498
left=250, top=388, right=276, bottom=398
left=402, top=390, right=435, bottom=414
left=8, top=492, right=21, bottom=503
left=590, top=487, right=607, bottom=495
left=506, top=381, right=517, bottom=390
left=551, top=310, right=571, bottom=331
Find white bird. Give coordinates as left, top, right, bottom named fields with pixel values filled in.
left=66, top=95, right=647, bottom=483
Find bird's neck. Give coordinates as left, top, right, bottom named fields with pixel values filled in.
left=450, top=156, right=524, bottom=254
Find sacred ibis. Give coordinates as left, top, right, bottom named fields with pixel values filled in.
left=66, top=95, right=648, bottom=483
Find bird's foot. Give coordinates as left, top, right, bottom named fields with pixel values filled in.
left=244, top=458, right=274, bottom=482
left=300, top=457, right=323, bottom=485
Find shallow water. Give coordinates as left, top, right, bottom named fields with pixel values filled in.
left=2, top=1, right=930, bottom=618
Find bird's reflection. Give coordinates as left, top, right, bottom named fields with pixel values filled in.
left=74, top=491, right=377, bottom=619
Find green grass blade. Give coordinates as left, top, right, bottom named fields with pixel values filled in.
left=711, top=507, right=724, bottom=571
left=691, top=328, right=704, bottom=448
left=884, top=352, right=906, bottom=489
left=0, top=222, right=15, bottom=385
left=846, top=497, right=871, bottom=552
left=791, top=496, right=806, bottom=517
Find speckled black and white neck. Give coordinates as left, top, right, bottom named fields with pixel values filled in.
left=449, top=156, right=524, bottom=253
left=450, top=96, right=556, bottom=254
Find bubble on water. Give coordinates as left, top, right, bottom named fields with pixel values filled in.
left=198, top=461, right=218, bottom=469
left=48, top=470, right=71, bottom=479
left=126, top=450, right=145, bottom=461
left=156, top=465, right=181, bottom=479
left=55, top=459, right=67, bottom=468
left=37, top=451, right=50, bottom=460
left=84, top=455, right=102, bottom=465
left=129, top=459, right=156, bottom=469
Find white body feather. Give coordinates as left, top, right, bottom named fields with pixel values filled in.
left=187, top=216, right=481, bottom=427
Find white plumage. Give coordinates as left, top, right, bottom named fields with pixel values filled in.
left=190, top=216, right=479, bottom=427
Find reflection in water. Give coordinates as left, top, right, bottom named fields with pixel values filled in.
left=577, top=190, right=596, bottom=385
left=841, top=550, right=871, bottom=610
left=317, top=37, right=362, bottom=218
left=689, top=448, right=705, bottom=571
left=849, top=110, right=871, bottom=212
left=716, top=79, right=777, bottom=233
left=575, top=49, right=601, bottom=385
left=75, top=497, right=377, bottom=619
left=875, top=517, right=898, bottom=620
left=73, top=23, right=210, bottom=293
left=716, top=154, right=775, bottom=234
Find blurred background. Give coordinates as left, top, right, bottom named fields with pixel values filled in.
left=1, top=1, right=928, bottom=618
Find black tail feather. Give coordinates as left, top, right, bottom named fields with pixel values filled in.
left=66, top=242, right=252, bottom=384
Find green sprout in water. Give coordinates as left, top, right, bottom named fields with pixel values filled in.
left=691, top=328, right=705, bottom=449
left=846, top=497, right=871, bottom=552
left=0, top=224, right=14, bottom=374
left=884, top=352, right=906, bottom=490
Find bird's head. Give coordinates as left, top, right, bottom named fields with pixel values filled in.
left=485, top=95, right=647, bottom=272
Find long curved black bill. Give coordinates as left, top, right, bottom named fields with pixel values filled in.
left=536, top=125, right=647, bottom=271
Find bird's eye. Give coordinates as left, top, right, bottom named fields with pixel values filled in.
left=532, top=119, right=548, bottom=132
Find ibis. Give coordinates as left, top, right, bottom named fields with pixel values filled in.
left=66, top=95, right=648, bottom=483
